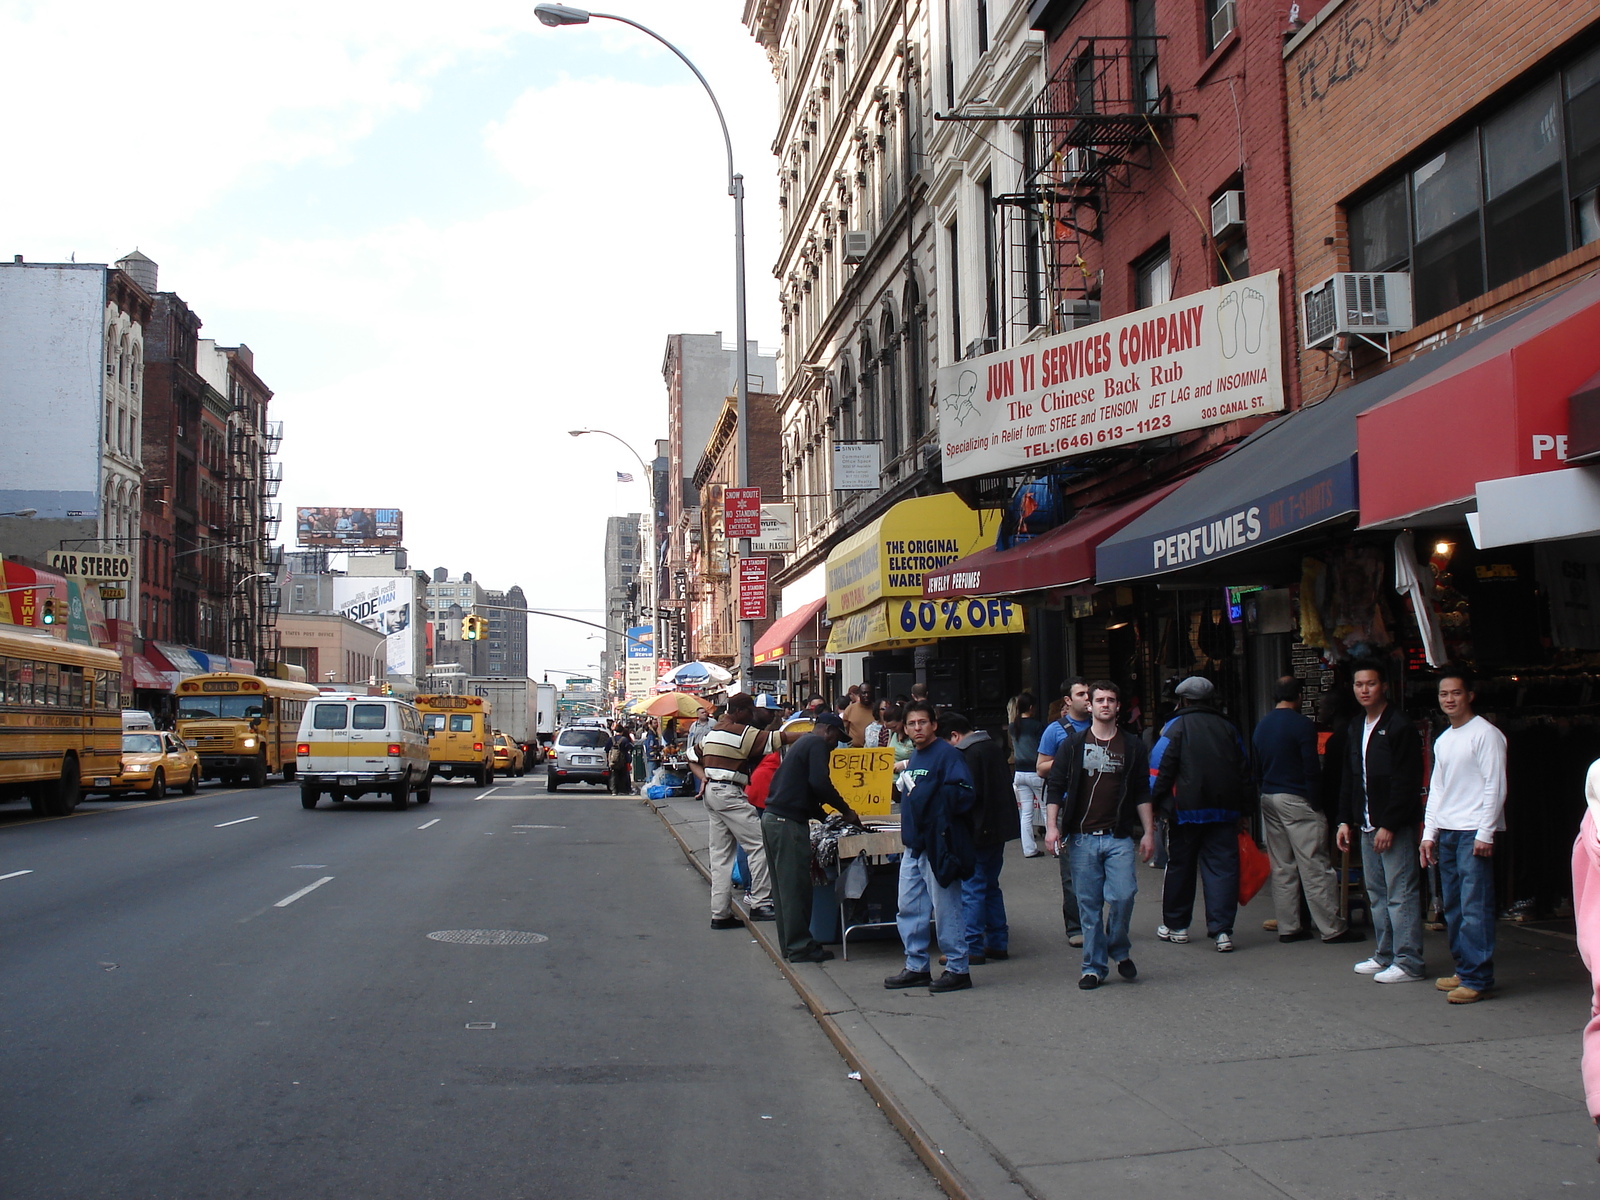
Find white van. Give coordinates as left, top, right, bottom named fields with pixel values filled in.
left=295, top=695, right=432, bottom=810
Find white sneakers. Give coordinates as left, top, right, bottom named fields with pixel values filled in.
left=1353, top=957, right=1385, bottom=974
left=1354, top=957, right=1425, bottom=982
left=1157, top=925, right=1189, bottom=944
left=1215, top=932, right=1234, bottom=952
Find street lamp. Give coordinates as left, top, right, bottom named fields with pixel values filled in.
left=569, top=427, right=657, bottom=672
left=537, top=4, right=755, bottom=688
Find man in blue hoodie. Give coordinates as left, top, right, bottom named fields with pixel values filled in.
left=885, top=702, right=977, bottom=993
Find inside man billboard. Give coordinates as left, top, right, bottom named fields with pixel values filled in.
left=331, top=576, right=416, bottom=675
left=296, top=507, right=403, bottom=548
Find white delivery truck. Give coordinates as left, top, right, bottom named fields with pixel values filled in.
left=466, top=677, right=533, bottom=751
left=534, top=682, right=558, bottom=762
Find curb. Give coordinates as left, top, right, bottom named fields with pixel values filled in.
left=642, top=795, right=1022, bottom=1200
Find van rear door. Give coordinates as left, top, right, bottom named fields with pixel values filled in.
left=348, top=702, right=395, bottom=774
left=308, top=702, right=355, bottom=776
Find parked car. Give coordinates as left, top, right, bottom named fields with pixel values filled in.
left=547, top=726, right=612, bottom=791
left=100, top=731, right=199, bottom=799
left=492, top=731, right=526, bottom=777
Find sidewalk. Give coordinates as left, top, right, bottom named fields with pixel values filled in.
left=646, top=792, right=1600, bottom=1199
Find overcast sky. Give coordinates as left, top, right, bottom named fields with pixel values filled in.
left=0, top=0, right=780, bottom=680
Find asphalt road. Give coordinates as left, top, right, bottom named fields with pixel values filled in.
left=1, top=770, right=939, bottom=1200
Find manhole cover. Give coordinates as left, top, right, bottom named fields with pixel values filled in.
left=427, top=929, right=548, bottom=946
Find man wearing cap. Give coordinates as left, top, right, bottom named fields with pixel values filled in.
left=1038, top=678, right=1093, bottom=948
left=1151, top=676, right=1253, bottom=952
left=760, top=712, right=862, bottom=963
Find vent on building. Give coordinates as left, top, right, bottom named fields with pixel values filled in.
left=842, top=230, right=869, bottom=263
left=1300, top=272, right=1414, bottom=350
left=1210, top=0, right=1237, bottom=46
left=1210, top=190, right=1244, bottom=240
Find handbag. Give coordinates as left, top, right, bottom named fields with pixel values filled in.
left=1238, top=831, right=1271, bottom=905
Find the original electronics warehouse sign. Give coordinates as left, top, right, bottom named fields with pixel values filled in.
left=331, top=576, right=415, bottom=675
left=936, top=270, right=1284, bottom=481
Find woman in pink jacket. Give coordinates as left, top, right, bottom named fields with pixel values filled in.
left=1573, top=760, right=1600, bottom=1157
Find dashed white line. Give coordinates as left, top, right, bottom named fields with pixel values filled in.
left=417, top=818, right=440, bottom=830
left=274, top=876, right=334, bottom=907
left=215, top=816, right=259, bottom=828
left=474, top=787, right=500, bottom=800
left=0, top=869, right=34, bottom=881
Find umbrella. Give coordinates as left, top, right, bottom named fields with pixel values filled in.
left=630, top=691, right=714, bottom=719
left=659, top=661, right=734, bottom=692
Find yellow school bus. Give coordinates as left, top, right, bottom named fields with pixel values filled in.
left=0, top=624, right=123, bottom=816
left=174, top=672, right=319, bottom=787
left=414, top=693, right=496, bottom=786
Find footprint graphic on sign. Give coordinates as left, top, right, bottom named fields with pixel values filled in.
left=941, top=370, right=981, bottom=426
left=1241, top=287, right=1266, bottom=355
left=1217, top=291, right=1240, bottom=359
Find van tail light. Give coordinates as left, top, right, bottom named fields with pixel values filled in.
left=387, top=744, right=403, bottom=757
left=296, top=743, right=310, bottom=756
left=473, top=742, right=484, bottom=752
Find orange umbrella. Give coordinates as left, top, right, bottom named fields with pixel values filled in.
left=631, top=691, right=714, bottom=719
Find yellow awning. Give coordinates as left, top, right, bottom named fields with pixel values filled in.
left=825, top=493, right=1002, bottom=618
left=825, top=595, right=1027, bottom=654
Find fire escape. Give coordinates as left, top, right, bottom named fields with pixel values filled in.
left=225, top=412, right=284, bottom=666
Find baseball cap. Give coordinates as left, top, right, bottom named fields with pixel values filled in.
left=1174, top=676, right=1215, bottom=700
left=811, top=712, right=847, bottom=732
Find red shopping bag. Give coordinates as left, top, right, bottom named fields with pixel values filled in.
left=1238, top=832, right=1271, bottom=905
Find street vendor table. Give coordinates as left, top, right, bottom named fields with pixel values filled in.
left=835, top=826, right=903, bottom=960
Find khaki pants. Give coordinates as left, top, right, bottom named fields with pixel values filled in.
left=704, top=780, right=771, bottom=918
left=1260, top=791, right=1347, bottom=938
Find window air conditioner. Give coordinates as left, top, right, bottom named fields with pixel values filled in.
left=965, top=336, right=999, bottom=359
left=1300, top=272, right=1414, bottom=350
left=1210, top=190, right=1244, bottom=239
left=1058, top=299, right=1101, bottom=329
left=1210, top=0, right=1237, bottom=46
left=1060, top=147, right=1092, bottom=182
left=842, top=230, right=870, bottom=263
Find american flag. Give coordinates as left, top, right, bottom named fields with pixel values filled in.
left=616, top=471, right=634, bottom=483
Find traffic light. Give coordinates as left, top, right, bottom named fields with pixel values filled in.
left=461, top=615, right=489, bottom=640
left=40, top=597, right=56, bottom=625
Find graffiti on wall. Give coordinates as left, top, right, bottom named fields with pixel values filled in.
left=1294, top=0, right=1444, bottom=109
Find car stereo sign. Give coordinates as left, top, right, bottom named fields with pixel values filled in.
left=935, top=271, right=1284, bottom=482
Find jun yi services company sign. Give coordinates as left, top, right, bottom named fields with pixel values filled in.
left=936, top=271, right=1284, bottom=482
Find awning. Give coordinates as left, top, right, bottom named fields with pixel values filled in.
left=1358, top=273, right=1600, bottom=528
left=825, top=596, right=1027, bottom=654
left=1471, top=466, right=1600, bottom=548
left=826, top=493, right=1001, bottom=618
left=1567, top=369, right=1600, bottom=463
left=1096, top=312, right=1517, bottom=584
left=154, top=642, right=210, bottom=677
left=923, top=483, right=1181, bottom=598
left=752, top=596, right=827, bottom=665
left=123, top=653, right=169, bottom=691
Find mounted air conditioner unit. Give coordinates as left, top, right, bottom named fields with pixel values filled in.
left=1059, top=299, right=1101, bottom=329
left=1210, top=190, right=1244, bottom=239
left=1210, top=0, right=1237, bottom=46
left=1060, top=147, right=1092, bottom=182
left=965, top=336, right=999, bottom=359
left=1300, top=272, right=1414, bottom=350
left=842, top=230, right=870, bottom=263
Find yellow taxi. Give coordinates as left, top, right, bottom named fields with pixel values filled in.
left=491, top=732, right=526, bottom=777
left=103, top=730, right=200, bottom=799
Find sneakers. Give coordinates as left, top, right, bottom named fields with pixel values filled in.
left=1447, top=985, right=1489, bottom=1004
left=1278, top=929, right=1314, bottom=943
left=1116, top=958, right=1138, bottom=980
left=710, top=915, right=743, bottom=930
left=1157, top=925, right=1189, bottom=944
left=883, top=968, right=933, bottom=990
left=1374, top=964, right=1426, bottom=984
left=1353, top=957, right=1386, bottom=974
left=1435, top=974, right=1461, bottom=992
left=1215, top=932, right=1234, bottom=952
left=1322, top=929, right=1366, bottom=944
left=1067, top=933, right=1084, bottom=947
left=1078, top=973, right=1102, bottom=990
left=929, top=970, right=972, bottom=993
left=748, top=904, right=776, bottom=922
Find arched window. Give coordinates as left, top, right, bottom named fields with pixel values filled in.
left=880, top=306, right=901, bottom=463
left=858, top=331, right=878, bottom=444
left=835, top=351, right=855, bottom=441
left=905, top=278, right=927, bottom=441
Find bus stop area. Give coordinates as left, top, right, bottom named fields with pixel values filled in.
left=645, top=791, right=1600, bottom=1200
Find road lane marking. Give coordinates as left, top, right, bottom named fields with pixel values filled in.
left=474, top=788, right=499, bottom=800
left=215, top=816, right=259, bottom=828
left=417, top=818, right=440, bottom=829
left=274, top=876, right=334, bottom=907
left=1, top=869, right=34, bottom=881
left=513, top=825, right=566, bottom=829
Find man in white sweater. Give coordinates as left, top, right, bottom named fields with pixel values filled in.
left=1420, top=669, right=1507, bottom=1004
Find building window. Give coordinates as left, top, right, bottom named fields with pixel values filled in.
left=982, top=176, right=1000, bottom=345
left=1132, top=0, right=1159, bottom=112
left=1135, top=246, right=1172, bottom=308
left=881, top=309, right=902, bottom=462
left=976, top=0, right=988, bottom=54
left=947, top=220, right=963, bottom=355
left=943, top=0, right=955, bottom=109
left=1205, top=0, right=1236, bottom=52
left=859, top=333, right=879, bottom=443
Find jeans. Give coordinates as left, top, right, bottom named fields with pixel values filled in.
left=896, top=849, right=969, bottom=974
left=1014, top=772, right=1046, bottom=855
left=1057, top=842, right=1081, bottom=934
left=1260, top=792, right=1347, bottom=938
left=962, top=843, right=1008, bottom=957
left=1360, top=826, right=1425, bottom=976
left=1069, top=833, right=1139, bottom=979
left=1437, top=828, right=1495, bottom=989
left=1162, top=820, right=1239, bottom=937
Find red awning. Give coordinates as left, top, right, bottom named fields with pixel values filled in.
left=124, top=653, right=169, bottom=691
left=1357, top=273, right=1600, bottom=528
left=752, top=596, right=827, bottom=665
left=923, top=483, right=1181, bottom=598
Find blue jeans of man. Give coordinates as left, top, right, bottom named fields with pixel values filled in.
left=962, top=843, right=1008, bottom=958
left=1361, top=826, right=1425, bottom=976
left=896, top=849, right=969, bottom=974
left=1069, top=833, right=1138, bottom=979
left=1437, top=828, right=1495, bottom=989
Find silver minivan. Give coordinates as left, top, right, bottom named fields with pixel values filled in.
left=295, top=695, right=432, bottom=810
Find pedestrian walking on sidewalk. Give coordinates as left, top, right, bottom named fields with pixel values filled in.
left=1420, top=668, right=1506, bottom=1003
left=1046, top=681, right=1155, bottom=989
left=760, top=713, right=861, bottom=963
left=1337, top=659, right=1427, bottom=983
left=943, top=712, right=1019, bottom=964
left=608, top=725, right=635, bottom=795
left=885, top=702, right=977, bottom=993
left=1253, top=676, right=1363, bottom=946
left=1151, top=676, right=1252, bottom=952
left=1008, top=692, right=1047, bottom=857
left=1038, top=678, right=1093, bottom=946
left=1572, top=759, right=1600, bottom=1157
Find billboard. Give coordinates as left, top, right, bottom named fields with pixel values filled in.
left=296, top=507, right=403, bottom=548
left=624, top=624, right=654, bottom=701
left=331, top=575, right=417, bottom=675
left=936, top=270, right=1284, bottom=482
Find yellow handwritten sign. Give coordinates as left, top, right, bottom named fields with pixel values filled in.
left=829, top=747, right=896, bottom=818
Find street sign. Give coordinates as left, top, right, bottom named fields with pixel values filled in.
left=724, top=487, right=763, bottom=540
left=98, top=586, right=126, bottom=600
left=752, top=503, right=796, bottom=553
left=47, top=551, right=131, bottom=583
left=738, top=557, right=769, bottom=621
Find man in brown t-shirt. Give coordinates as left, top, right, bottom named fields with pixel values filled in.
left=842, top=683, right=876, bottom=748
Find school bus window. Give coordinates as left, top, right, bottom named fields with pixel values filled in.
left=67, top=665, right=84, bottom=708
left=449, top=714, right=474, bottom=732
left=177, top=695, right=265, bottom=720
left=423, top=713, right=446, bottom=732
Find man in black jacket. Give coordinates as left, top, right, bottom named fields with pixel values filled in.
left=943, top=712, right=1020, bottom=964
left=1151, top=676, right=1253, bottom=952
left=1045, top=682, right=1155, bottom=989
left=1336, top=659, right=1427, bottom=983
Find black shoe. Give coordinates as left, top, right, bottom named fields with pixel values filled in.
left=1078, top=973, right=1102, bottom=990
left=1322, top=928, right=1367, bottom=944
left=1278, top=930, right=1315, bottom=943
left=984, top=948, right=1010, bottom=961
left=929, top=970, right=972, bottom=993
left=1116, top=958, right=1137, bottom=980
left=710, top=916, right=743, bottom=930
left=748, top=905, right=776, bottom=922
left=884, top=968, right=933, bottom=990
left=788, top=948, right=835, bottom=963
left=967, top=953, right=988, bottom=966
